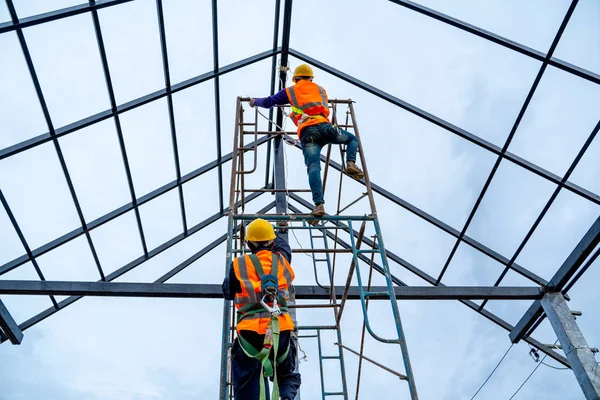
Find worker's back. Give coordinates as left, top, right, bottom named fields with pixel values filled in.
left=232, top=250, right=295, bottom=334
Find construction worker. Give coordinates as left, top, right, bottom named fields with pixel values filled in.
left=222, top=218, right=301, bottom=400
left=250, top=64, right=364, bottom=217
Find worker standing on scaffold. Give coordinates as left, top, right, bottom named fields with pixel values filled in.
left=250, top=64, right=364, bottom=218
left=222, top=218, right=301, bottom=400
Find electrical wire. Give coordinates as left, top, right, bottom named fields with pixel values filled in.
left=509, top=339, right=561, bottom=399
left=469, top=343, right=514, bottom=400
left=540, top=361, right=569, bottom=370
left=528, top=343, right=569, bottom=370
left=508, top=357, right=544, bottom=399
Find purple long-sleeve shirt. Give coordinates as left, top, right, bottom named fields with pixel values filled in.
left=253, top=88, right=290, bottom=108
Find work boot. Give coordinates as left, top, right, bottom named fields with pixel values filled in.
left=346, top=161, right=364, bottom=180
left=311, top=203, right=325, bottom=217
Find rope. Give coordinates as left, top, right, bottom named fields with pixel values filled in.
left=469, top=343, right=513, bottom=399
left=293, top=331, right=308, bottom=362
left=276, top=59, right=290, bottom=94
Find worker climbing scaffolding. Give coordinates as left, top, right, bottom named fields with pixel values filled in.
left=250, top=64, right=365, bottom=218
left=222, top=218, right=301, bottom=400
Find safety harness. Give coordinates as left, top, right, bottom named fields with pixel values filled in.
left=236, top=253, right=290, bottom=400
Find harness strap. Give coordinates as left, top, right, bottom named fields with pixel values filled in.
left=238, top=317, right=290, bottom=400
left=237, top=253, right=290, bottom=399
left=247, top=253, right=279, bottom=278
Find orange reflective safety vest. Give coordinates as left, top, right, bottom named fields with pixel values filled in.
left=285, top=80, right=330, bottom=138
left=233, top=250, right=295, bottom=334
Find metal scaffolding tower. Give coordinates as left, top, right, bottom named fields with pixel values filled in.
left=220, top=98, right=420, bottom=399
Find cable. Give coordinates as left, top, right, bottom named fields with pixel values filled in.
left=509, top=340, right=560, bottom=399
left=540, top=361, right=569, bottom=370
left=508, top=358, right=544, bottom=399
left=469, top=343, right=514, bottom=400
left=528, top=344, right=568, bottom=370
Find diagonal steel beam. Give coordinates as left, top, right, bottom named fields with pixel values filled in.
left=155, top=0, right=188, bottom=233
left=388, top=0, right=600, bottom=85
left=289, top=152, right=548, bottom=286
left=436, top=0, right=580, bottom=284
left=0, top=0, right=134, bottom=34
left=155, top=201, right=276, bottom=284
left=510, top=217, right=600, bottom=344
left=0, top=48, right=280, bottom=161
left=89, top=0, right=149, bottom=255
left=0, top=136, right=271, bottom=276
left=0, top=190, right=268, bottom=343
left=7, top=0, right=106, bottom=288
left=289, top=48, right=600, bottom=207
left=0, top=299, right=22, bottom=344
left=478, top=118, right=600, bottom=311
left=0, top=188, right=58, bottom=309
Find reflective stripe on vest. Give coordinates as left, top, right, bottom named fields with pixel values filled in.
left=236, top=256, right=259, bottom=304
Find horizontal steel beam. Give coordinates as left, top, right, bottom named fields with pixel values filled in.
left=0, top=48, right=279, bottom=161
left=289, top=49, right=600, bottom=207
left=388, top=0, right=600, bottom=85
left=233, top=214, right=374, bottom=221
left=510, top=217, right=600, bottom=343
left=0, top=299, right=22, bottom=344
left=0, top=281, right=543, bottom=300
left=0, top=0, right=134, bottom=34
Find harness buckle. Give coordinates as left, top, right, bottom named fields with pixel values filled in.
left=260, top=293, right=282, bottom=316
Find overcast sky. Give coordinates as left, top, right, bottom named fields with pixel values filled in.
left=1, top=0, right=599, bottom=399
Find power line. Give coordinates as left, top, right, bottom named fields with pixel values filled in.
left=509, top=340, right=561, bottom=399
left=540, top=361, right=569, bottom=370
left=470, top=343, right=514, bottom=399
left=508, top=355, right=545, bottom=399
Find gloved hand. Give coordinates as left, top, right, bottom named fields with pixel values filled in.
left=249, top=98, right=255, bottom=108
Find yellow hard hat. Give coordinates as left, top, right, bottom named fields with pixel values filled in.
left=246, top=218, right=276, bottom=242
left=292, top=64, right=314, bottom=81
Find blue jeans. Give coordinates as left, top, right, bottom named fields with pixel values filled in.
left=300, top=122, right=359, bottom=205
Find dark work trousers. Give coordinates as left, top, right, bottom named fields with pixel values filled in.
left=231, top=330, right=301, bottom=400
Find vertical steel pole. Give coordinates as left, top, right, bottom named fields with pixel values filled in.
left=541, top=293, right=600, bottom=400
left=274, top=3, right=301, bottom=399
left=274, top=0, right=293, bottom=218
